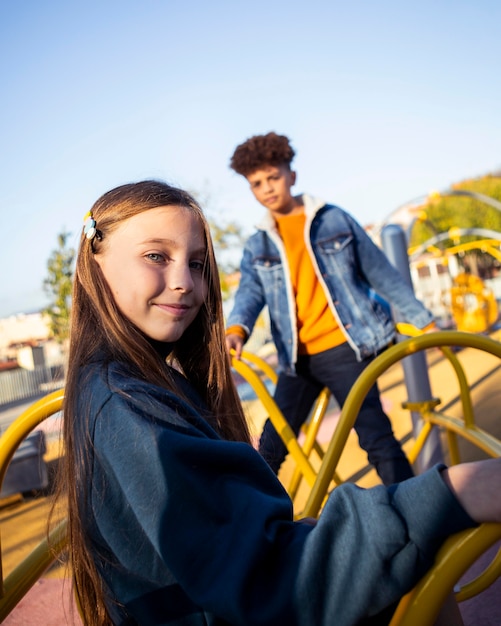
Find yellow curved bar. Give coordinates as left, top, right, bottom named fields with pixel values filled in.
left=456, top=544, right=501, bottom=602
left=396, top=324, right=482, bottom=466
left=0, top=519, right=68, bottom=622
left=287, top=388, right=334, bottom=500
left=232, top=350, right=333, bottom=497
left=396, top=323, right=476, bottom=426
left=389, top=523, right=501, bottom=626
left=423, top=412, right=501, bottom=459
left=0, top=389, right=66, bottom=616
left=239, top=350, right=278, bottom=385
left=303, top=331, right=501, bottom=519
left=0, top=389, right=64, bottom=489
left=231, top=357, right=318, bottom=487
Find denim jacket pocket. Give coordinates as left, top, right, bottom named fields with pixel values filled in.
left=317, top=232, right=355, bottom=274
left=253, top=256, right=283, bottom=286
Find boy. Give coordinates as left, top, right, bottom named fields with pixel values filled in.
left=225, top=132, right=435, bottom=485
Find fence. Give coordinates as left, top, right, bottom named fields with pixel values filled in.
left=0, top=364, right=65, bottom=409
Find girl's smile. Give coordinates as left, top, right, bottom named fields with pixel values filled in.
left=94, top=205, right=208, bottom=342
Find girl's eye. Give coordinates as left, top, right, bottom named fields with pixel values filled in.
left=146, top=253, right=165, bottom=263
left=190, top=260, right=204, bottom=272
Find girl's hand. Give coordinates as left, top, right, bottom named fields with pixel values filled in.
left=442, top=458, right=501, bottom=523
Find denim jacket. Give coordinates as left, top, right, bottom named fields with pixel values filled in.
left=227, top=194, right=433, bottom=371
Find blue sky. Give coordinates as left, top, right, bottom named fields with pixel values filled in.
left=1, top=0, right=500, bottom=318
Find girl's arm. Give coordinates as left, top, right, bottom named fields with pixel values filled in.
left=88, top=384, right=486, bottom=626
left=442, top=458, right=501, bottom=523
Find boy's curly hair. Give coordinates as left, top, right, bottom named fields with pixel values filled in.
left=229, top=132, right=295, bottom=176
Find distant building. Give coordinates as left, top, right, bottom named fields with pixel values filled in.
left=0, top=312, right=64, bottom=366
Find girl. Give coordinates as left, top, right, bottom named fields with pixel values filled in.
left=60, top=180, right=501, bottom=626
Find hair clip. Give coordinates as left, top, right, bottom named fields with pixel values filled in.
left=83, top=210, right=97, bottom=240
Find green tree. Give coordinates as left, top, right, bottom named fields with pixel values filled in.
left=408, top=175, right=501, bottom=276
left=43, top=230, right=75, bottom=345
left=409, top=175, right=501, bottom=248
left=190, top=184, right=248, bottom=300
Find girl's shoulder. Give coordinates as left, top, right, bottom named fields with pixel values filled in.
left=78, top=357, right=218, bottom=437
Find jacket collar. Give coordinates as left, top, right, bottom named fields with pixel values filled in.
left=255, top=193, right=326, bottom=231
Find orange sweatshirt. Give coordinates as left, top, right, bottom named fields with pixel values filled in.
left=275, top=210, right=346, bottom=355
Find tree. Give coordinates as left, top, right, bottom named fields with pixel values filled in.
left=408, top=175, right=501, bottom=277
left=409, top=175, right=501, bottom=248
left=190, top=184, right=248, bottom=300
left=43, top=230, right=75, bottom=345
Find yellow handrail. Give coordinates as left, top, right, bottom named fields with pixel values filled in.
left=231, top=351, right=335, bottom=498
left=231, top=356, right=318, bottom=488
left=389, top=524, right=501, bottom=626
left=2, top=332, right=501, bottom=620
left=0, top=389, right=64, bottom=490
left=0, top=519, right=68, bottom=621
left=296, top=330, right=501, bottom=623
left=0, top=389, right=66, bottom=621
left=302, top=330, right=501, bottom=519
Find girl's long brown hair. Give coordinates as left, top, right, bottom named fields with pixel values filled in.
left=56, top=180, right=251, bottom=626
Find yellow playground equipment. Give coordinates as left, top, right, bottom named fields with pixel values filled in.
left=233, top=331, right=501, bottom=624
left=0, top=331, right=500, bottom=623
left=0, top=389, right=65, bottom=621
left=450, top=271, right=498, bottom=333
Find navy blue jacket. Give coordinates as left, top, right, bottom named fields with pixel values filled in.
left=76, top=358, right=474, bottom=625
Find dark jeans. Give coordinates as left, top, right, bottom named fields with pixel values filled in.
left=258, top=342, right=414, bottom=486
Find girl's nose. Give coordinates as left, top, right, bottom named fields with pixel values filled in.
left=168, top=263, right=194, bottom=292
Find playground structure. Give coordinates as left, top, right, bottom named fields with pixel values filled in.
left=409, top=231, right=501, bottom=332
left=0, top=331, right=500, bottom=624
left=373, top=187, right=501, bottom=333
left=2, top=187, right=501, bottom=623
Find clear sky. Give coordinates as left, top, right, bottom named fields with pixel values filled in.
left=1, top=0, right=500, bottom=318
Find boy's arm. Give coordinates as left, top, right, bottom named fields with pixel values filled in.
left=226, top=244, right=267, bottom=337
left=225, top=326, right=246, bottom=359
left=348, top=213, right=434, bottom=329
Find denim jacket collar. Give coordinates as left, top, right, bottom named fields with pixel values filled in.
left=255, top=194, right=326, bottom=232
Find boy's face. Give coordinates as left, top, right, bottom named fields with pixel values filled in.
left=246, top=164, right=297, bottom=215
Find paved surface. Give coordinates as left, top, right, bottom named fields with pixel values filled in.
left=2, top=335, right=501, bottom=624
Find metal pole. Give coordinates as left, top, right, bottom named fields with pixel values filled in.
left=381, top=224, right=444, bottom=472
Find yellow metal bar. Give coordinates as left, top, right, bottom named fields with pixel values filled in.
left=231, top=358, right=318, bottom=487
left=239, top=350, right=278, bottom=385
left=455, top=545, right=501, bottom=602
left=389, top=523, right=501, bottom=626
left=0, top=519, right=68, bottom=622
left=440, top=346, right=475, bottom=427
left=397, top=323, right=476, bottom=426
left=288, top=388, right=331, bottom=500
left=444, top=426, right=461, bottom=466
left=406, top=421, right=433, bottom=466
left=232, top=350, right=333, bottom=496
left=0, top=389, right=64, bottom=489
left=425, top=412, right=501, bottom=459
left=0, top=390, right=65, bottom=606
left=303, top=331, right=501, bottom=519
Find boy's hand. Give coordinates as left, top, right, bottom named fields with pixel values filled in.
left=226, top=333, right=245, bottom=360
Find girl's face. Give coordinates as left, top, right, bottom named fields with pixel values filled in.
left=95, top=205, right=208, bottom=343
